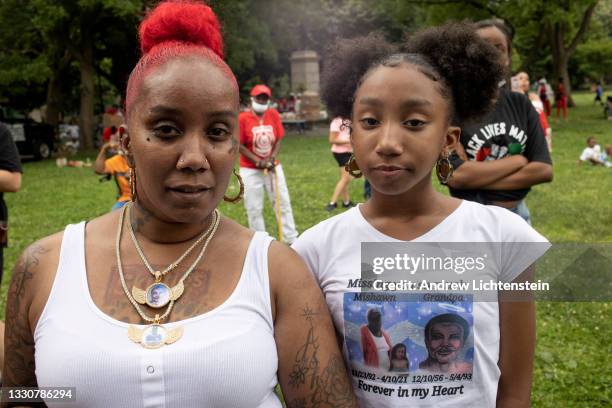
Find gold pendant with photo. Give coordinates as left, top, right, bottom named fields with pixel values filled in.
left=132, top=281, right=185, bottom=309
left=128, top=324, right=183, bottom=349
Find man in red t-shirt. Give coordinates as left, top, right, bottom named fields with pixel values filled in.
left=239, top=84, right=298, bottom=243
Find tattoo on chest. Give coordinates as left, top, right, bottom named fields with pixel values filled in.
left=101, top=264, right=212, bottom=323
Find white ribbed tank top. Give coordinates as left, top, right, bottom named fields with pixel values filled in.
left=34, top=222, right=282, bottom=408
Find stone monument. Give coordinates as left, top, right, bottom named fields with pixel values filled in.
left=290, top=50, right=321, bottom=120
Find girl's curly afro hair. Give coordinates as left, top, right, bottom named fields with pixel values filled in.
left=320, top=33, right=398, bottom=121
left=320, top=22, right=504, bottom=127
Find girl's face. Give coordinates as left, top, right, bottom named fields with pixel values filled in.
left=351, top=64, right=459, bottom=196
left=394, top=346, right=406, bottom=359
left=125, top=56, right=239, bottom=224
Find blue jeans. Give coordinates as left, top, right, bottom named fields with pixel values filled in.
left=508, top=199, right=531, bottom=225
left=112, top=200, right=129, bottom=211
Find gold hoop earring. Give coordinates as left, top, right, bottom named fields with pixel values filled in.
left=345, top=155, right=363, bottom=178
left=436, top=153, right=454, bottom=185
left=224, top=168, right=244, bottom=203
left=129, top=167, right=137, bottom=201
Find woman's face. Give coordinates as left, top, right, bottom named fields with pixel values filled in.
left=476, top=26, right=509, bottom=68
left=125, top=56, right=239, bottom=224
left=394, top=346, right=406, bottom=359
left=351, top=64, right=459, bottom=196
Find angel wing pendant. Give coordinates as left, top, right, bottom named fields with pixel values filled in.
left=128, top=324, right=183, bottom=349
left=132, top=281, right=185, bottom=308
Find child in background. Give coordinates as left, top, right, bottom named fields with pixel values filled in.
left=577, top=137, right=611, bottom=167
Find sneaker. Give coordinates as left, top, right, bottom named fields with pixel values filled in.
left=325, top=202, right=337, bottom=212
left=342, top=201, right=356, bottom=208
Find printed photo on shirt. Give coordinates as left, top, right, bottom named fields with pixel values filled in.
left=343, top=292, right=474, bottom=378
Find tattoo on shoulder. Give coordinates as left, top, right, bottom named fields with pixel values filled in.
left=287, top=305, right=355, bottom=408
left=4, top=244, right=49, bottom=388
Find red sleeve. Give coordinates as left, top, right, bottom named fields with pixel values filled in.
left=272, top=109, right=284, bottom=140
left=538, top=110, right=549, bottom=131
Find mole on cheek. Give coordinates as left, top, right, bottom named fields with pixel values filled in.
left=146, top=137, right=151, bottom=142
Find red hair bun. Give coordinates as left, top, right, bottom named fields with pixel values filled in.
left=139, top=0, right=224, bottom=58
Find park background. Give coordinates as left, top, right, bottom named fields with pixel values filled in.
left=1, top=0, right=611, bottom=407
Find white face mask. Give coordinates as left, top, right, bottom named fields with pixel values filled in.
left=251, top=98, right=269, bottom=114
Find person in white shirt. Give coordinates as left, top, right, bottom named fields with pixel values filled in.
left=578, top=136, right=610, bottom=167
left=293, top=23, right=550, bottom=408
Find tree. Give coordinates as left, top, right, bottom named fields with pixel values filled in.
left=0, top=0, right=142, bottom=147
left=39, top=0, right=142, bottom=149
left=543, top=0, right=599, bottom=106
left=0, top=0, right=52, bottom=112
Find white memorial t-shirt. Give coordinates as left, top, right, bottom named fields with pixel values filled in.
left=293, top=200, right=550, bottom=407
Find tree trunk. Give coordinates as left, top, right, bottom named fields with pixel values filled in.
left=79, top=31, right=95, bottom=150
left=547, top=1, right=598, bottom=108
left=45, top=75, right=61, bottom=126
left=549, top=22, right=575, bottom=107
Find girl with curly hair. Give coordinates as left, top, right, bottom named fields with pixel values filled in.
left=293, top=23, right=550, bottom=407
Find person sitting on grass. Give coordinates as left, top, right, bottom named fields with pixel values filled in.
left=577, top=137, right=611, bottom=167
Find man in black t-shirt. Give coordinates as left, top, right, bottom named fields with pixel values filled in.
left=0, top=123, right=23, bottom=283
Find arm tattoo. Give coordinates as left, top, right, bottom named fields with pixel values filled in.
left=4, top=244, right=48, bottom=399
left=287, top=305, right=356, bottom=408
left=288, top=307, right=319, bottom=388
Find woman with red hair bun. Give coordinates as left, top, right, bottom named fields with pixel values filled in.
left=3, top=2, right=356, bottom=407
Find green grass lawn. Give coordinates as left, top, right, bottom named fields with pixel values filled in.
left=2, top=91, right=611, bottom=406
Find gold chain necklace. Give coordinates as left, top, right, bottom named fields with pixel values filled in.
left=115, top=203, right=220, bottom=348
left=127, top=204, right=216, bottom=309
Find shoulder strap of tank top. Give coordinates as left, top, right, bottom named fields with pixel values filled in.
left=57, top=222, right=87, bottom=285
left=34, top=222, right=87, bottom=338
left=241, top=231, right=275, bottom=331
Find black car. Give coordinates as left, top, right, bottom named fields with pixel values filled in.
left=0, top=107, right=56, bottom=160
